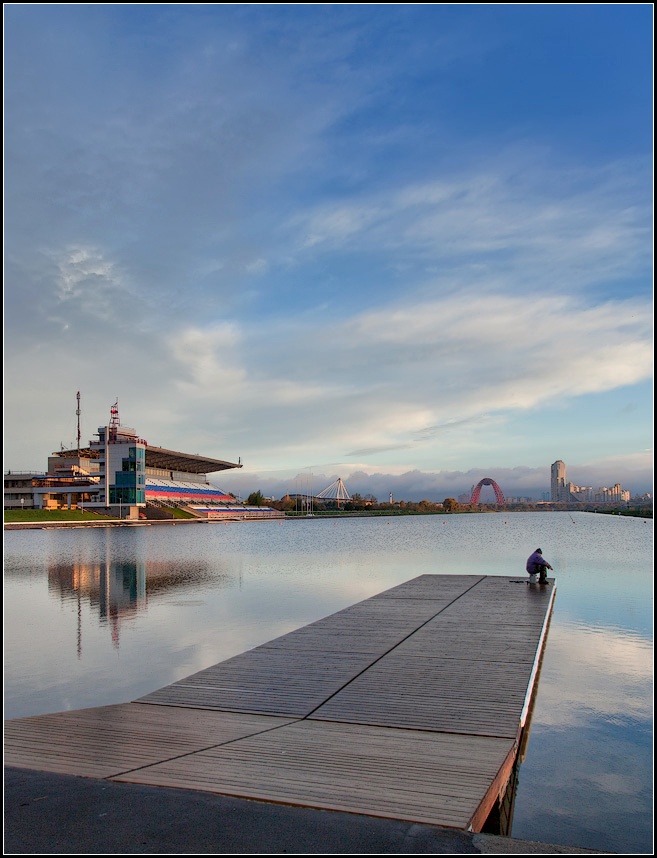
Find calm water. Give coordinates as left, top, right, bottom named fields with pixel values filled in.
left=4, top=512, right=653, bottom=853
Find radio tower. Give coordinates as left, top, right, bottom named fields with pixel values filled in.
left=76, top=391, right=81, bottom=453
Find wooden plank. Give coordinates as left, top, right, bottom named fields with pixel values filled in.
left=365, top=575, right=484, bottom=601
left=4, top=574, right=555, bottom=832
left=137, top=575, right=496, bottom=715
left=138, top=650, right=378, bottom=715
left=4, top=704, right=297, bottom=778
left=113, top=719, right=516, bottom=830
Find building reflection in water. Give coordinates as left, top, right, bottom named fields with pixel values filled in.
left=47, top=555, right=228, bottom=654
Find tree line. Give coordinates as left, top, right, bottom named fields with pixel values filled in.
left=244, top=491, right=652, bottom=517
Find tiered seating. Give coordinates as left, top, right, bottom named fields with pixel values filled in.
left=189, top=504, right=283, bottom=520
left=145, top=478, right=233, bottom=504
left=145, top=479, right=282, bottom=519
left=189, top=504, right=244, bottom=514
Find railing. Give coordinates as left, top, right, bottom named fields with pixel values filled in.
left=31, top=478, right=100, bottom=488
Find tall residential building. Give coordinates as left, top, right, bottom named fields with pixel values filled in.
left=551, top=460, right=567, bottom=502
left=550, top=460, right=630, bottom=504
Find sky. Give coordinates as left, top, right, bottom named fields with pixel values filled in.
left=4, top=4, right=653, bottom=502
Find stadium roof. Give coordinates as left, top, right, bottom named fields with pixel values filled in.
left=144, top=445, right=241, bottom=474
left=54, top=446, right=242, bottom=475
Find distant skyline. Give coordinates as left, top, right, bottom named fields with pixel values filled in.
left=206, top=460, right=647, bottom=506
left=4, top=5, right=653, bottom=500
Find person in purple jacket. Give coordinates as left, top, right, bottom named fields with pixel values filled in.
left=526, top=548, right=553, bottom=585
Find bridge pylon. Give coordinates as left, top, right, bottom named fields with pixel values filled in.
left=316, top=477, right=352, bottom=508
left=471, top=478, right=505, bottom=505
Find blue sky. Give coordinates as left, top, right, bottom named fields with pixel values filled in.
left=4, top=4, right=653, bottom=501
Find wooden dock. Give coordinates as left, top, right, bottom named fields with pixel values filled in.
left=4, top=574, right=555, bottom=832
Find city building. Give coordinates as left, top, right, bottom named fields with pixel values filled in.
left=551, top=460, right=568, bottom=503
left=4, top=471, right=46, bottom=511
left=4, top=401, right=281, bottom=520
left=550, top=460, right=630, bottom=505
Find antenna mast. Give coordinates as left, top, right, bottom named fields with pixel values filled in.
left=76, top=391, right=81, bottom=453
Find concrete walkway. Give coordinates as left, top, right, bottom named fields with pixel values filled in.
left=4, top=767, right=607, bottom=854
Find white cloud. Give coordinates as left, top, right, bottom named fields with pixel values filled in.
left=172, top=324, right=245, bottom=391
left=208, top=289, right=651, bottom=464
left=286, top=159, right=650, bottom=301
left=5, top=275, right=650, bottom=485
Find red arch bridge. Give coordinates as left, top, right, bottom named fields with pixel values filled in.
left=470, top=478, right=505, bottom=505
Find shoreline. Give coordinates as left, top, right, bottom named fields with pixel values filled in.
left=3, top=517, right=245, bottom=530
left=5, top=507, right=652, bottom=530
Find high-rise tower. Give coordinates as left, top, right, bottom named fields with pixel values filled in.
left=551, top=460, right=567, bottom=502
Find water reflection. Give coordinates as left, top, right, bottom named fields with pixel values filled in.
left=48, top=560, right=146, bottom=652
left=3, top=513, right=652, bottom=854
left=46, top=555, right=242, bottom=653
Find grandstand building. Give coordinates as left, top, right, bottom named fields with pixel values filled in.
left=4, top=402, right=283, bottom=521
